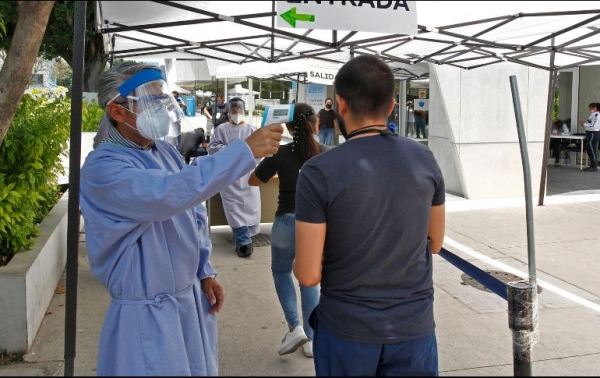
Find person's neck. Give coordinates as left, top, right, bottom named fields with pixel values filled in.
left=344, top=118, right=388, bottom=140
left=116, top=123, right=153, bottom=148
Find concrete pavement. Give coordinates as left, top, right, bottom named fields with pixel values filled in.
left=2, top=164, right=600, bottom=376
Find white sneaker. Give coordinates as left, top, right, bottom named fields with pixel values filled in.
left=302, top=341, right=313, bottom=358
left=278, top=326, right=308, bottom=355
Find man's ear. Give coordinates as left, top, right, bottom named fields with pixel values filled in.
left=386, top=98, right=395, bottom=117
left=335, top=94, right=347, bottom=116
left=107, top=102, right=128, bottom=124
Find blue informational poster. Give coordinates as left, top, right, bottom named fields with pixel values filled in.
left=185, top=97, right=195, bottom=116
left=306, top=83, right=326, bottom=111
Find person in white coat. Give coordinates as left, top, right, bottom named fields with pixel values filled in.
left=208, top=98, right=262, bottom=257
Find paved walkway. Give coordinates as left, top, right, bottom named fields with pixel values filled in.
left=2, top=165, right=600, bottom=376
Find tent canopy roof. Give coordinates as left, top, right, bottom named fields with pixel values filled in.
left=97, top=1, right=600, bottom=80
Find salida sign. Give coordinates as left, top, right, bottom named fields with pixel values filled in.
left=307, top=65, right=339, bottom=85
left=309, top=70, right=334, bottom=80
left=276, top=1, right=417, bottom=34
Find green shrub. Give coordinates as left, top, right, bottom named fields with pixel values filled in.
left=82, top=100, right=104, bottom=132
left=0, top=92, right=71, bottom=263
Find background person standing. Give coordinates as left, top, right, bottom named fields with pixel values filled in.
left=208, top=98, right=261, bottom=258
left=172, top=90, right=187, bottom=113
left=316, top=98, right=336, bottom=146
left=211, top=94, right=230, bottom=132
left=414, top=109, right=428, bottom=139
left=164, top=90, right=186, bottom=150
left=203, top=95, right=216, bottom=135
left=293, top=55, right=446, bottom=376
left=406, top=101, right=416, bottom=138
left=579, top=102, right=600, bottom=172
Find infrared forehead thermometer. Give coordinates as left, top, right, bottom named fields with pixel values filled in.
left=261, top=104, right=296, bottom=127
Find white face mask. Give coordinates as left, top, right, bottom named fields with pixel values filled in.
left=231, top=114, right=244, bottom=125
left=122, top=105, right=172, bottom=140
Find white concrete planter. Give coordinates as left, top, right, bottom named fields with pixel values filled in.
left=0, top=190, right=72, bottom=353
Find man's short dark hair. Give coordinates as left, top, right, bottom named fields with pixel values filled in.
left=334, top=55, right=394, bottom=120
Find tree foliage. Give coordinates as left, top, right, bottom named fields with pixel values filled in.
left=0, top=14, right=6, bottom=40
left=0, top=1, right=108, bottom=91
left=0, top=91, right=71, bottom=263
left=52, top=57, right=72, bottom=88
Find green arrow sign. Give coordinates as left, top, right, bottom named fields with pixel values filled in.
left=280, top=7, right=315, bottom=28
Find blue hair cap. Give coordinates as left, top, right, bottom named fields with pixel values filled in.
left=118, top=69, right=165, bottom=97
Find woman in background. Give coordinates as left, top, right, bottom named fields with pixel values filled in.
left=579, top=102, right=600, bottom=172
left=249, top=103, right=331, bottom=358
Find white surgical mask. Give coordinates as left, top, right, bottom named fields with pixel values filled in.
left=231, top=114, right=244, bottom=125
left=122, top=105, right=172, bottom=140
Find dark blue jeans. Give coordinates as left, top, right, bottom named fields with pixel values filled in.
left=585, top=131, right=600, bottom=167
left=415, top=119, right=427, bottom=139
left=312, top=312, right=438, bottom=376
left=319, top=128, right=334, bottom=146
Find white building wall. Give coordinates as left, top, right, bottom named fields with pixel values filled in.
left=429, top=62, right=549, bottom=199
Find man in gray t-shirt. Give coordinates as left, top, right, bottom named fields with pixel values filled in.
left=294, top=55, right=445, bottom=376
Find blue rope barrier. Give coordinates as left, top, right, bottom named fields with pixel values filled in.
left=439, top=248, right=508, bottom=301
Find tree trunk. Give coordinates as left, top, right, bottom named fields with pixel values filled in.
left=0, top=1, right=54, bottom=146
left=83, top=30, right=108, bottom=92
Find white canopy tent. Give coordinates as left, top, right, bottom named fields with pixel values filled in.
left=92, top=0, right=600, bottom=206
left=59, top=3, right=600, bottom=375
left=168, top=82, right=190, bottom=94
left=96, top=1, right=600, bottom=74
left=227, top=83, right=259, bottom=95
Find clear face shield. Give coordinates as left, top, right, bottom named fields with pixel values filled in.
left=228, top=98, right=246, bottom=125
left=107, top=69, right=191, bottom=140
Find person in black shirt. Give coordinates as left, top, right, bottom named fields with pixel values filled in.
left=211, top=95, right=230, bottom=131
left=178, top=127, right=209, bottom=164
left=316, top=98, right=336, bottom=146
left=249, top=103, right=331, bottom=359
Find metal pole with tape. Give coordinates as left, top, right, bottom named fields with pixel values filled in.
left=508, top=75, right=539, bottom=376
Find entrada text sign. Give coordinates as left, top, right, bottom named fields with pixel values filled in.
left=276, top=1, right=417, bottom=34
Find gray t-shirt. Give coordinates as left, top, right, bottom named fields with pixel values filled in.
left=296, top=133, right=445, bottom=343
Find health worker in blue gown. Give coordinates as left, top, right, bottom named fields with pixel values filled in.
left=79, top=62, right=283, bottom=376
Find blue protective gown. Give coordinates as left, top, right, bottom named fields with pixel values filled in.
left=80, top=138, right=256, bottom=376
left=207, top=121, right=261, bottom=229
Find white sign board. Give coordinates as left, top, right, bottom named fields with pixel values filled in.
left=306, top=58, right=341, bottom=85
left=276, top=1, right=417, bottom=34
left=413, top=99, right=428, bottom=111
left=307, top=67, right=337, bottom=85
